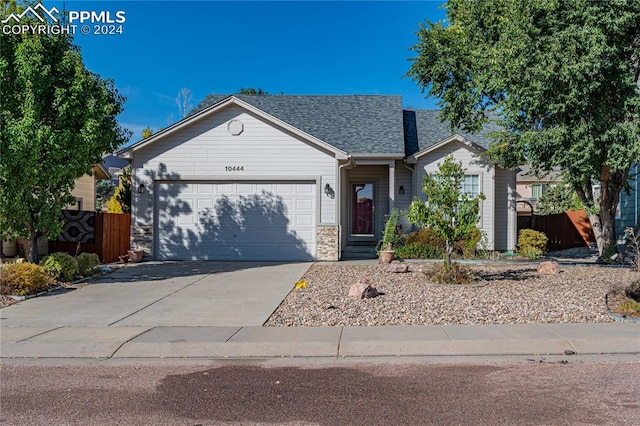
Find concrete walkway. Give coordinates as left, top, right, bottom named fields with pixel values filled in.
left=1, top=261, right=639, bottom=361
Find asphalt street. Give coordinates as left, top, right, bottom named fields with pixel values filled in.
left=1, top=358, right=639, bottom=425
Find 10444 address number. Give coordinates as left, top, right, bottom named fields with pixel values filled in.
left=225, top=166, right=244, bottom=171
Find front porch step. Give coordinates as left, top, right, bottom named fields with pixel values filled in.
left=342, top=245, right=378, bottom=260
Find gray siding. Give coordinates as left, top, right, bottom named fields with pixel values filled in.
left=414, top=141, right=496, bottom=249
left=617, top=163, right=639, bottom=239
left=494, top=167, right=517, bottom=251
left=394, top=160, right=414, bottom=230
left=132, top=104, right=337, bottom=231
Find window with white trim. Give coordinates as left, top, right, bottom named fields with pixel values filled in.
left=462, top=175, right=480, bottom=197
left=531, top=183, right=549, bottom=200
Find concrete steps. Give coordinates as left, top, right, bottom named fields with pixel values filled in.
left=342, top=244, right=378, bottom=260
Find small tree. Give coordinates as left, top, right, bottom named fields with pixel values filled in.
left=106, top=166, right=131, bottom=214
left=535, top=183, right=583, bottom=215
left=407, top=155, right=485, bottom=268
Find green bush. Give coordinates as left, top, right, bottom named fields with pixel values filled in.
left=517, top=229, right=548, bottom=259
left=40, top=252, right=78, bottom=282
left=377, top=208, right=401, bottom=253
left=395, top=242, right=444, bottom=259
left=455, top=228, right=483, bottom=259
left=77, top=253, right=101, bottom=276
left=405, top=228, right=446, bottom=249
left=0, top=262, right=52, bottom=296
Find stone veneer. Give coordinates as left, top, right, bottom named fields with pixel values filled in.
left=316, top=225, right=339, bottom=261
left=130, top=225, right=152, bottom=259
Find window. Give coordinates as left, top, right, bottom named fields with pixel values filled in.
left=462, top=175, right=479, bottom=197
left=531, top=183, right=549, bottom=200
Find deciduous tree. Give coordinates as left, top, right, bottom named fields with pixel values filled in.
left=0, top=4, right=130, bottom=261
left=406, top=0, right=640, bottom=259
left=407, top=155, right=485, bottom=268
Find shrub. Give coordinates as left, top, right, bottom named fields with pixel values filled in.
left=405, top=228, right=446, bottom=249
left=40, top=252, right=78, bottom=282
left=455, top=228, right=483, bottom=259
left=625, top=280, right=640, bottom=302
left=0, top=262, right=52, bottom=296
left=77, top=253, right=101, bottom=276
left=395, top=242, right=444, bottom=259
left=377, top=208, right=401, bottom=253
left=517, top=229, right=548, bottom=259
left=425, top=261, right=475, bottom=285
left=617, top=300, right=640, bottom=314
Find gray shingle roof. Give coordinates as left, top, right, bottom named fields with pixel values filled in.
left=192, top=94, right=405, bottom=155
left=407, top=109, right=500, bottom=155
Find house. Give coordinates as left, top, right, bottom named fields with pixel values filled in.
left=617, top=163, right=640, bottom=241
left=515, top=165, right=562, bottom=216
left=67, top=164, right=111, bottom=211
left=116, top=95, right=517, bottom=261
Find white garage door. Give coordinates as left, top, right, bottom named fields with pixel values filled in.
left=156, top=181, right=316, bottom=261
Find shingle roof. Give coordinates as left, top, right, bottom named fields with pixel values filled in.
left=407, top=109, right=500, bottom=155
left=192, top=94, right=405, bottom=155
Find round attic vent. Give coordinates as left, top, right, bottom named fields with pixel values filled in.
left=227, top=119, right=244, bottom=136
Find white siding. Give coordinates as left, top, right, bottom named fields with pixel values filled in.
left=414, top=141, right=495, bottom=249
left=132, top=104, right=337, bottom=231
left=394, top=160, right=413, bottom=230
left=494, top=167, right=517, bottom=251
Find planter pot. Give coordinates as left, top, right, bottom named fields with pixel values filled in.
left=119, top=254, right=129, bottom=264
left=380, top=250, right=395, bottom=264
left=127, top=250, right=144, bottom=263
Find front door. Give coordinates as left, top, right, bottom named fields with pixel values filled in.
left=351, top=182, right=374, bottom=237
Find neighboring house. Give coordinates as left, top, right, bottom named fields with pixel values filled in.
left=103, top=154, right=129, bottom=186
left=617, top=163, right=640, bottom=241
left=67, top=164, right=111, bottom=211
left=515, top=165, right=562, bottom=216
left=116, top=95, right=517, bottom=261
left=1, top=164, right=110, bottom=258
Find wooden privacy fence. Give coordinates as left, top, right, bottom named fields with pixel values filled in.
left=517, top=210, right=595, bottom=252
left=50, top=211, right=131, bottom=263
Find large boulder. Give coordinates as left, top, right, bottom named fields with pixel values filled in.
left=537, top=261, right=561, bottom=275
left=348, top=277, right=379, bottom=299
left=386, top=262, right=409, bottom=273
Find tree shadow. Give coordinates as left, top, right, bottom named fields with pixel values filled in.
left=475, top=266, right=538, bottom=282
left=142, top=165, right=311, bottom=261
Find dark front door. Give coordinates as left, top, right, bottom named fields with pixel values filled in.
left=351, top=183, right=374, bottom=236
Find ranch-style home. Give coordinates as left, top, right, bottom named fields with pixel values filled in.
left=117, top=95, right=517, bottom=261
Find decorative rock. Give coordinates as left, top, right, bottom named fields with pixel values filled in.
left=348, top=277, right=378, bottom=299
left=537, top=261, right=561, bottom=275
left=387, top=263, right=409, bottom=273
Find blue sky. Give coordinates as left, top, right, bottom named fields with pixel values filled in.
left=46, top=1, right=446, bottom=145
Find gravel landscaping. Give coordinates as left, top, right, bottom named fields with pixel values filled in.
left=265, top=263, right=638, bottom=327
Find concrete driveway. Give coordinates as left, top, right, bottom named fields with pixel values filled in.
left=0, top=261, right=312, bottom=327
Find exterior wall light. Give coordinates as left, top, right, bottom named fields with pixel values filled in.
left=138, top=183, right=145, bottom=194
left=324, top=183, right=335, bottom=199
left=399, top=185, right=405, bottom=195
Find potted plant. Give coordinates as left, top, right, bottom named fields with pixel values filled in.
left=378, top=208, right=401, bottom=263
left=127, top=249, right=144, bottom=263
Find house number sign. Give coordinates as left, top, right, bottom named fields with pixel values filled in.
left=225, top=166, right=245, bottom=171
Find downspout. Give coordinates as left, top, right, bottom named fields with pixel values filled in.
left=337, top=158, right=355, bottom=260
left=402, top=161, right=415, bottom=197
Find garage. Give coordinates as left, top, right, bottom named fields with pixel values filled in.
left=155, top=181, right=317, bottom=261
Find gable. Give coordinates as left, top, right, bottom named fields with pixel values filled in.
left=118, top=96, right=349, bottom=160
